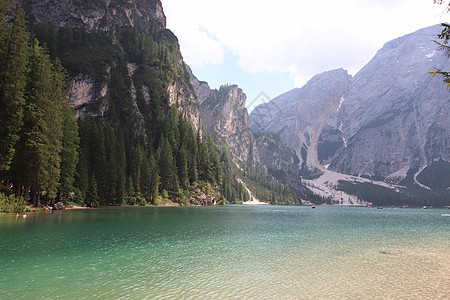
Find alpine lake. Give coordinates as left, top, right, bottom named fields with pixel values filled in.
left=1, top=205, right=449, bottom=299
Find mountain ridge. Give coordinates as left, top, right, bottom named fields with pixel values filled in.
left=251, top=24, right=450, bottom=193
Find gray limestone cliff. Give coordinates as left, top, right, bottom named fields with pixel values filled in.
left=22, top=0, right=166, bottom=35
left=194, top=80, right=303, bottom=189
left=21, top=0, right=201, bottom=131
left=332, top=25, right=449, bottom=187
left=251, top=68, right=352, bottom=177
left=250, top=25, right=450, bottom=189
left=200, top=85, right=260, bottom=164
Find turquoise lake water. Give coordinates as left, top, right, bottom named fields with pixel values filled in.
left=1, top=205, right=449, bottom=299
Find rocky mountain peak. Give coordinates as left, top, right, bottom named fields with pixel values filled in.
left=21, top=0, right=166, bottom=34
left=250, top=68, right=352, bottom=176
left=200, top=84, right=259, bottom=164
left=251, top=24, right=450, bottom=190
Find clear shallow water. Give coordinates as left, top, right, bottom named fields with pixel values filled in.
left=0, top=206, right=449, bottom=299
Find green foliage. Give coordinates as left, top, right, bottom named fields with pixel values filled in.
left=11, top=40, right=68, bottom=203
left=35, top=22, right=120, bottom=80
left=85, top=173, right=99, bottom=206
left=237, top=163, right=325, bottom=205
left=0, top=0, right=28, bottom=175
left=238, top=164, right=303, bottom=205
left=415, top=159, right=450, bottom=191
left=75, top=113, right=222, bottom=206
left=337, top=181, right=450, bottom=207
left=0, top=192, right=26, bottom=213
left=59, top=104, right=80, bottom=199
left=219, top=149, right=248, bottom=204
left=430, top=2, right=450, bottom=87
left=2, top=2, right=221, bottom=207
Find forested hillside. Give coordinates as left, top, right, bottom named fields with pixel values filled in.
left=1, top=0, right=246, bottom=212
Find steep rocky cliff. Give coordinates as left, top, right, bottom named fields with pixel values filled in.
left=22, top=0, right=166, bottom=35
left=20, top=0, right=201, bottom=131
left=200, top=84, right=260, bottom=164
left=194, top=78, right=304, bottom=190
left=331, top=25, right=449, bottom=188
left=251, top=68, right=352, bottom=177
left=250, top=25, right=450, bottom=191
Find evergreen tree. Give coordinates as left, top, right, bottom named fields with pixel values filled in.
left=0, top=0, right=28, bottom=176
left=198, top=137, right=211, bottom=182
left=130, top=144, right=145, bottom=195
left=185, top=124, right=198, bottom=184
left=148, top=153, right=160, bottom=203
left=85, top=173, right=99, bottom=206
left=431, top=1, right=450, bottom=86
left=206, top=135, right=222, bottom=185
left=177, top=144, right=189, bottom=189
left=59, top=104, right=80, bottom=199
left=157, top=136, right=178, bottom=194
left=12, top=40, right=65, bottom=204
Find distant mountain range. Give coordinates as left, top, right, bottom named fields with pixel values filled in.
left=16, top=0, right=449, bottom=205
left=251, top=25, right=450, bottom=191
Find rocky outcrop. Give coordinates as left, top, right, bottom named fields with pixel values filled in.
left=21, top=0, right=202, bottom=131
left=167, top=61, right=202, bottom=131
left=254, top=132, right=302, bottom=189
left=188, top=65, right=210, bottom=105
left=21, top=0, right=165, bottom=35
left=251, top=68, right=352, bottom=177
left=331, top=25, right=449, bottom=186
left=69, top=74, right=108, bottom=117
left=200, top=85, right=260, bottom=164
left=197, top=81, right=303, bottom=189
left=250, top=25, right=450, bottom=189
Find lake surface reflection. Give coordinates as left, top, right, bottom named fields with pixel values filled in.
left=1, top=206, right=449, bottom=299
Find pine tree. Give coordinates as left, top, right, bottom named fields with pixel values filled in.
left=12, top=40, right=64, bottom=204
left=177, top=144, right=189, bottom=189
left=157, top=136, right=178, bottom=194
left=198, top=138, right=211, bottom=182
left=58, top=81, right=79, bottom=200
left=431, top=1, right=450, bottom=86
left=206, top=135, right=222, bottom=185
left=130, top=144, right=145, bottom=195
left=185, top=123, right=198, bottom=184
left=0, top=0, right=28, bottom=176
left=85, top=173, right=99, bottom=206
left=148, top=153, right=160, bottom=203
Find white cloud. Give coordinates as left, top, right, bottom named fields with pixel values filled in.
left=164, top=0, right=448, bottom=87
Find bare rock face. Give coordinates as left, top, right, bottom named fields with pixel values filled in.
left=167, top=75, right=201, bottom=131
left=251, top=25, right=450, bottom=189
left=331, top=25, right=450, bottom=186
left=196, top=81, right=303, bottom=189
left=200, top=85, right=260, bottom=165
left=187, top=65, right=210, bottom=105
left=251, top=68, right=352, bottom=177
left=21, top=0, right=202, bottom=132
left=70, top=74, right=108, bottom=117
left=21, top=0, right=166, bottom=35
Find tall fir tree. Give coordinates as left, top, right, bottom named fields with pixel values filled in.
left=157, top=136, right=178, bottom=194
left=177, top=144, right=189, bottom=189
left=148, top=153, right=160, bottom=202
left=85, top=173, right=99, bottom=206
left=59, top=103, right=79, bottom=199
left=12, top=40, right=65, bottom=204
left=0, top=0, right=28, bottom=176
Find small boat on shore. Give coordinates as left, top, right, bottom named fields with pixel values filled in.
left=109, top=203, right=122, bottom=206
left=377, top=206, right=383, bottom=209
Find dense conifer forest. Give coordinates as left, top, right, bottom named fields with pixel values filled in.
left=0, top=0, right=243, bottom=212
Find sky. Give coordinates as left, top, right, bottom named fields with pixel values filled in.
left=163, top=0, right=448, bottom=112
